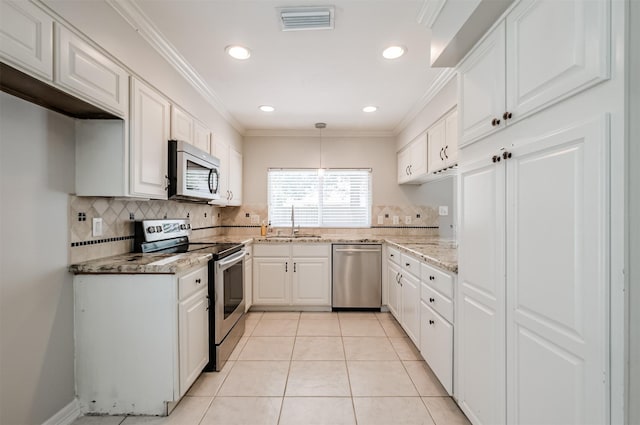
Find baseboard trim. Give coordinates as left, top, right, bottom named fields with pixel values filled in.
left=42, top=398, right=81, bottom=425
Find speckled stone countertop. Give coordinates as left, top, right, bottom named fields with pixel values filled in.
left=385, top=237, right=458, bottom=273
left=69, top=252, right=212, bottom=274
left=69, top=234, right=457, bottom=275
left=246, top=234, right=458, bottom=274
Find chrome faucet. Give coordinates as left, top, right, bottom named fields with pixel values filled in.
left=291, top=205, right=298, bottom=236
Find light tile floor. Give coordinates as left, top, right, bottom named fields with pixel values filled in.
left=71, top=311, right=471, bottom=425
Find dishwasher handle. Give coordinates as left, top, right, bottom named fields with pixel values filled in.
left=334, top=248, right=381, bottom=253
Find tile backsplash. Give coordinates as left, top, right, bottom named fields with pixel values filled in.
left=69, top=196, right=222, bottom=263
left=69, top=198, right=442, bottom=264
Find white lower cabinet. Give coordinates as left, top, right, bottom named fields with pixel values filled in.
left=386, top=246, right=402, bottom=318
left=399, top=254, right=421, bottom=346
left=252, top=243, right=330, bottom=307
left=74, top=265, right=209, bottom=416
left=420, top=301, right=453, bottom=394
left=457, top=117, right=609, bottom=425
left=420, top=262, right=455, bottom=395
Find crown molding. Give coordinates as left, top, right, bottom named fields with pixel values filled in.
left=393, top=67, right=456, bottom=135
left=244, top=129, right=396, bottom=138
left=417, top=0, right=447, bottom=28
left=105, top=0, right=245, bottom=134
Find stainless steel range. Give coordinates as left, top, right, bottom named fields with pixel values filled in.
left=134, top=219, right=246, bottom=372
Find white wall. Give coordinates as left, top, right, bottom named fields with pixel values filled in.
left=628, top=1, right=640, bottom=422
left=0, top=92, right=76, bottom=425
left=42, top=0, right=243, bottom=152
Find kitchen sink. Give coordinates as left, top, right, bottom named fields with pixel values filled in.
left=265, top=234, right=322, bottom=239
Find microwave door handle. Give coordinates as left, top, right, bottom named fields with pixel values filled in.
left=208, top=169, right=214, bottom=194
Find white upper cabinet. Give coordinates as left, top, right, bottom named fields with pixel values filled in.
left=505, top=0, right=610, bottom=119
left=130, top=77, right=171, bottom=199
left=458, top=0, right=610, bottom=147
left=397, top=133, right=427, bottom=184
left=193, top=121, right=212, bottom=154
left=427, top=108, right=458, bottom=174
left=170, top=105, right=194, bottom=144
left=0, top=0, right=53, bottom=80
left=55, top=24, right=128, bottom=117
left=458, top=22, right=507, bottom=146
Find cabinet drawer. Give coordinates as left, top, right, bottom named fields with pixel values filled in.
left=421, top=281, right=453, bottom=323
left=387, top=246, right=401, bottom=265
left=178, top=266, right=208, bottom=300
left=253, top=244, right=290, bottom=257
left=293, top=243, right=330, bottom=257
left=420, top=301, right=453, bottom=395
left=421, top=263, right=453, bottom=299
left=401, top=253, right=420, bottom=277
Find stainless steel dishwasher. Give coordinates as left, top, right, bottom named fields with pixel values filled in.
left=332, top=244, right=382, bottom=308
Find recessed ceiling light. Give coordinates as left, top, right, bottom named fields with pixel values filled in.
left=259, top=105, right=275, bottom=112
left=363, top=106, right=377, bottom=113
left=226, top=45, right=251, bottom=60
left=382, top=45, right=406, bottom=59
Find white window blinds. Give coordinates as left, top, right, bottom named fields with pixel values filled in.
left=268, top=169, right=372, bottom=228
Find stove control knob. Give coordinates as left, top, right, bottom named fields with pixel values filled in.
left=187, top=223, right=191, bottom=229
left=156, top=226, right=162, bottom=232
left=147, top=226, right=155, bottom=233
left=180, top=224, right=186, bottom=230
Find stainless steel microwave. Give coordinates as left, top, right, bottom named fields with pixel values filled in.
left=168, top=140, right=221, bottom=202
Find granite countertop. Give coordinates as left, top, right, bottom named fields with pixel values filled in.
left=69, top=252, right=212, bottom=274
left=69, top=234, right=457, bottom=275
left=249, top=233, right=458, bottom=274
left=385, top=237, right=458, bottom=274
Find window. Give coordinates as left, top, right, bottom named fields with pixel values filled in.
left=268, top=169, right=371, bottom=228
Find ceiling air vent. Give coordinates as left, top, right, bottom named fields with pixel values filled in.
left=279, top=6, right=335, bottom=31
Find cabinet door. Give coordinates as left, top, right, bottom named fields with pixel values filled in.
left=420, top=301, right=453, bottom=395
left=397, top=147, right=411, bottom=184
left=178, top=289, right=209, bottom=396
left=171, top=105, right=194, bottom=144
left=444, top=109, right=458, bottom=167
left=0, top=0, right=53, bottom=80
left=193, top=121, right=211, bottom=154
left=130, top=78, right=170, bottom=199
left=55, top=25, right=128, bottom=117
left=252, top=257, right=290, bottom=305
left=410, top=134, right=428, bottom=177
left=457, top=154, right=506, bottom=425
left=427, top=119, right=446, bottom=173
left=400, top=271, right=421, bottom=346
left=505, top=117, right=608, bottom=424
left=505, top=0, right=609, bottom=121
left=387, top=261, right=402, bottom=320
left=458, top=22, right=506, bottom=147
left=227, top=148, right=242, bottom=206
left=292, top=257, right=330, bottom=305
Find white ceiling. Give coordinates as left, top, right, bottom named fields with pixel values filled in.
left=131, top=0, right=444, bottom=133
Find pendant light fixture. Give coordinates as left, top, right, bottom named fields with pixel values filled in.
left=315, top=122, right=326, bottom=174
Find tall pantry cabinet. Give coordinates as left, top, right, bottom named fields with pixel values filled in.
left=455, top=0, right=612, bottom=424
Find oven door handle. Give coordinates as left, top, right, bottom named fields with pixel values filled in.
left=216, top=250, right=246, bottom=269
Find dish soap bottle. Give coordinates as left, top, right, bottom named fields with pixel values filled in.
left=260, top=220, right=267, bottom=237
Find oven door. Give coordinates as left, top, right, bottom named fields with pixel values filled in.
left=214, top=249, right=246, bottom=344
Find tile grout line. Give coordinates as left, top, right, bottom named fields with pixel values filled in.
left=275, top=315, right=300, bottom=425
left=339, top=314, right=359, bottom=425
